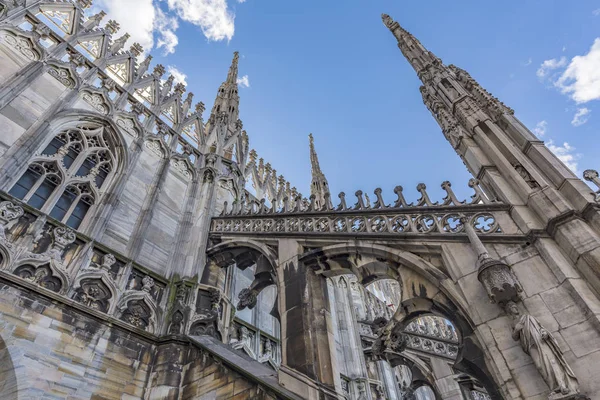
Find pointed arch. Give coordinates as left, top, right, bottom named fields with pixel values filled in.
left=6, top=111, right=129, bottom=232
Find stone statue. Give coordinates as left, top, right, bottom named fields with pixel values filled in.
left=506, top=302, right=585, bottom=399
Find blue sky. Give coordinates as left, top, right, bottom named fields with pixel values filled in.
left=95, top=0, right=600, bottom=203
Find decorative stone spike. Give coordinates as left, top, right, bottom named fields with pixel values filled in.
left=416, top=183, right=437, bottom=206
left=373, top=188, right=388, bottom=209
left=354, top=190, right=365, bottom=210
left=282, top=196, right=290, bottom=213
left=324, top=192, right=334, bottom=211
left=337, top=192, right=348, bottom=211
left=309, top=194, right=316, bottom=211
left=83, top=10, right=107, bottom=31
left=161, top=75, right=174, bottom=98
left=294, top=196, right=302, bottom=213
left=393, top=186, right=411, bottom=208
left=441, top=181, right=465, bottom=206
left=583, top=169, right=600, bottom=202
left=137, top=54, right=152, bottom=76
left=258, top=199, right=266, bottom=215
left=468, top=178, right=492, bottom=204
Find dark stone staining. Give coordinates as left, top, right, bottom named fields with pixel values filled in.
left=13, top=263, right=62, bottom=292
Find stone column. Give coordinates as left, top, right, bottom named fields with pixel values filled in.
left=276, top=239, right=343, bottom=400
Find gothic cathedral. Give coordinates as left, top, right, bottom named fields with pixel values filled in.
left=0, top=1, right=599, bottom=400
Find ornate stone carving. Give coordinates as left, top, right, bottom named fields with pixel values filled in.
left=168, top=310, right=184, bottom=334
left=120, top=300, right=152, bottom=330
left=0, top=30, right=41, bottom=61
left=583, top=169, right=600, bottom=202
left=73, top=279, right=112, bottom=312
left=237, top=287, right=258, bottom=310
left=141, top=275, right=154, bottom=292
left=0, top=201, right=23, bottom=241
left=505, top=302, right=588, bottom=399
left=514, top=163, right=540, bottom=189
left=47, top=227, right=76, bottom=261
left=145, top=139, right=165, bottom=158
left=47, top=66, right=77, bottom=88
left=116, top=118, right=138, bottom=137
left=170, top=158, right=192, bottom=179
left=82, top=92, right=109, bottom=114
left=13, top=264, right=62, bottom=292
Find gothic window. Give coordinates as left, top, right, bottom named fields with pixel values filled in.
left=49, top=183, right=95, bottom=229
left=8, top=122, right=121, bottom=231
left=9, top=161, right=62, bottom=209
left=227, top=264, right=281, bottom=367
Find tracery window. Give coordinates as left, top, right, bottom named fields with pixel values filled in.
left=8, top=122, right=120, bottom=230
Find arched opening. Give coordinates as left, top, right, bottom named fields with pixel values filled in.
left=0, top=335, right=18, bottom=399
left=205, top=240, right=281, bottom=369
left=300, top=243, right=501, bottom=399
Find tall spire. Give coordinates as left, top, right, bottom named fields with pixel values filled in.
left=205, top=52, right=242, bottom=159
left=226, top=51, right=239, bottom=84
left=381, top=14, right=441, bottom=79
left=308, top=133, right=330, bottom=210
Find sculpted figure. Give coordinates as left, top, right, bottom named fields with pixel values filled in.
left=506, top=302, right=583, bottom=399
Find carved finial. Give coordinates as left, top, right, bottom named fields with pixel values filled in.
left=416, top=183, right=437, bottom=206
left=77, top=0, right=93, bottom=9
left=153, top=64, right=166, bottom=78
left=105, top=20, right=120, bottom=34
left=130, top=43, right=143, bottom=57
left=373, top=188, right=388, bottom=209
left=337, top=192, right=348, bottom=211
left=468, top=178, right=493, bottom=204
left=174, top=82, right=186, bottom=94
left=381, top=13, right=394, bottom=29
left=393, top=186, right=411, bottom=208
left=195, top=102, right=205, bottom=115
left=441, top=181, right=465, bottom=206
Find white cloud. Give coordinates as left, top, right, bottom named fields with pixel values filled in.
left=532, top=120, right=547, bottom=137
left=155, top=8, right=179, bottom=55
left=92, top=0, right=236, bottom=54
left=547, top=140, right=580, bottom=174
left=555, top=38, right=600, bottom=103
left=536, top=57, right=567, bottom=79
left=593, top=9, right=600, bottom=16
left=167, top=65, right=188, bottom=86
left=94, top=0, right=157, bottom=51
left=523, top=58, right=532, bottom=66
left=166, top=0, right=235, bottom=41
left=236, top=74, right=250, bottom=88
left=571, top=107, right=591, bottom=126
